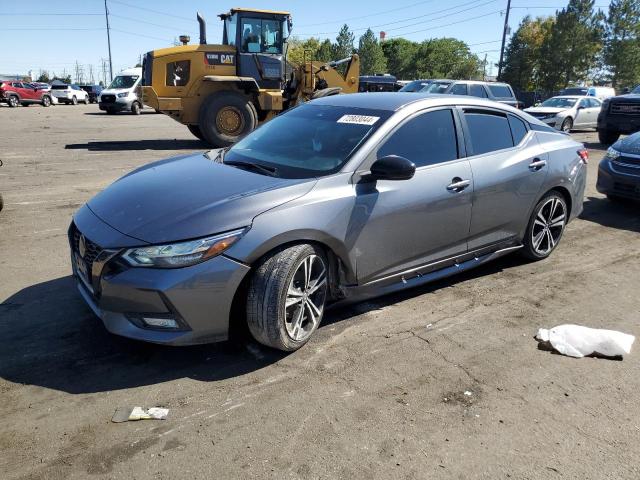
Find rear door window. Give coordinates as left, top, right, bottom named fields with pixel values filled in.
left=464, top=110, right=514, bottom=155
left=488, top=84, right=513, bottom=98
left=378, top=109, right=459, bottom=167
left=451, top=83, right=468, bottom=95
left=470, top=84, right=488, bottom=98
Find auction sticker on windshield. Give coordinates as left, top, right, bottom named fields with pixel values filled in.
left=337, top=115, right=380, bottom=126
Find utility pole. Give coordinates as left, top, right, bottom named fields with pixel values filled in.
left=497, top=0, right=512, bottom=82
left=483, top=54, right=488, bottom=81
left=104, top=0, right=113, bottom=82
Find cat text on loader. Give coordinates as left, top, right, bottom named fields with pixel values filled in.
left=141, top=8, right=359, bottom=147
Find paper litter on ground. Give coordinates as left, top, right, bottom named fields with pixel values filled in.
left=535, top=324, right=635, bottom=359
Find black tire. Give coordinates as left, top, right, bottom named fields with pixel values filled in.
left=198, top=91, right=257, bottom=147
left=598, top=129, right=620, bottom=145
left=7, top=95, right=19, bottom=108
left=560, top=117, right=573, bottom=133
left=187, top=124, right=205, bottom=141
left=71, top=96, right=78, bottom=105
left=247, top=244, right=329, bottom=352
left=311, top=87, right=342, bottom=99
left=131, top=101, right=141, bottom=115
left=521, top=191, right=568, bottom=261
left=0, top=193, right=3, bottom=212
left=41, top=95, right=51, bottom=107
left=106, top=109, right=117, bottom=115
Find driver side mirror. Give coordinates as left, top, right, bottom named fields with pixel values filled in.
left=370, top=155, right=416, bottom=181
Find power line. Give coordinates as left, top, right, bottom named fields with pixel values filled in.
left=109, top=13, right=198, bottom=36
left=2, top=27, right=104, bottom=31
left=110, top=28, right=173, bottom=43
left=388, top=9, right=503, bottom=38
left=0, top=12, right=102, bottom=16
left=108, top=0, right=195, bottom=23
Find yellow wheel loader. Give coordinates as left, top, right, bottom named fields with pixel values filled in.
left=141, top=8, right=359, bottom=147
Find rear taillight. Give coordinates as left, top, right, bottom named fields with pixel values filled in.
left=577, top=148, right=589, bottom=164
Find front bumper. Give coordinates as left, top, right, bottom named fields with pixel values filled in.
left=99, top=100, right=132, bottom=111
left=596, top=158, right=640, bottom=200
left=69, top=209, right=251, bottom=345
left=598, top=113, right=640, bottom=134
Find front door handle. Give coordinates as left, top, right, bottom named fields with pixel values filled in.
left=447, top=178, right=471, bottom=192
left=529, top=159, right=547, bottom=171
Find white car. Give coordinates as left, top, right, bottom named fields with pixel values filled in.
left=524, top=95, right=602, bottom=132
left=50, top=84, right=90, bottom=105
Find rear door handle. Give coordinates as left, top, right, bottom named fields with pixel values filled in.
left=529, top=159, right=547, bottom=171
left=446, top=178, right=471, bottom=192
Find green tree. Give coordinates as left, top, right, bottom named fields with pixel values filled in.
left=357, top=29, right=387, bottom=75
left=287, top=37, right=321, bottom=65
left=381, top=38, right=419, bottom=79
left=36, top=70, right=51, bottom=83
left=604, top=0, right=640, bottom=89
left=316, top=39, right=334, bottom=62
left=333, top=24, right=355, bottom=60
left=538, top=0, right=605, bottom=91
left=502, top=16, right=554, bottom=90
left=413, top=38, right=481, bottom=80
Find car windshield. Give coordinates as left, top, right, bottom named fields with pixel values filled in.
left=633, top=85, right=640, bottom=94
left=399, top=80, right=431, bottom=92
left=420, top=81, right=452, bottom=94
left=225, top=104, right=391, bottom=179
left=540, top=97, right=577, bottom=108
left=108, top=75, right=138, bottom=89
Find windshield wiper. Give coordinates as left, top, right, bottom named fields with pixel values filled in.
left=224, top=159, right=278, bottom=177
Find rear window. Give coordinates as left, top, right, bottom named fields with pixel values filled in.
left=399, top=80, right=431, bottom=92
left=51, top=85, right=69, bottom=90
left=464, top=110, right=514, bottom=155
left=421, top=81, right=452, bottom=94
left=488, top=85, right=513, bottom=98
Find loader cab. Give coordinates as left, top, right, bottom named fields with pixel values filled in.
left=220, top=8, right=291, bottom=89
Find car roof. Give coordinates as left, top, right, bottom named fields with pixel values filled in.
left=310, top=92, right=518, bottom=112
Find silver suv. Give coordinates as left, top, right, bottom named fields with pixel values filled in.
left=420, top=80, right=519, bottom=108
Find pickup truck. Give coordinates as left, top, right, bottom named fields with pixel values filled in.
left=597, top=85, right=640, bottom=144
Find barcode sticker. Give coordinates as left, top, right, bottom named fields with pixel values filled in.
left=337, top=115, right=380, bottom=126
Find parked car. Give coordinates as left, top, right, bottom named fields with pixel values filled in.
left=79, top=84, right=103, bottom=103
left=596, top=131, right=640, bottom=201
left=419, top=80, right=520, bottom=108
left=561, top=87, right=589, bottom=96
left=69, top=93, right=587, bottom=351
left=597, top=85, right=640, bottom=145
left=587, top=86, right=616, bottom=101
left=98, top=67, right=143, bottom=114
left=358, top=75, right=399, bottom=92
left=524, top=95, right=602, bottom=132
left=50, top=84, right=90, bottom=105
left=0, top=81, right=53, bottom=107
left=398, top=79, right=433, bottom=92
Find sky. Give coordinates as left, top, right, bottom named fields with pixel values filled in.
left=0, top=0, right=614, bottom=83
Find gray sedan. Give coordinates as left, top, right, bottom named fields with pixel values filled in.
left=524, top=95, right=602, bottom=132
left=69, top=94, right=588, bottom=351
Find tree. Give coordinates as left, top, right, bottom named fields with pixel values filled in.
left=538, top=0, right=605, bottom=91
left=381, top=38, right=419, bottom=79
left=502, top=16, right=554, bottom=91
left=286, top=37, right=320, bottom=65
left=316, top=39, right=334, bottom=62
left=333, top=24, right=355, bottom=60
left=36, top=70, right=51, bottom=83
left=357, top=29, right=387, bottom=75
left=413, top=38, right=481, bottom=80
left=604, top=0, right=640, bottom=89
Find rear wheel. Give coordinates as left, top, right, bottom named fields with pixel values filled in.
left=598, top=129, right=620, bottom=145
left=198, top=91, right=257, bottom=147
left=521, top=191, right=568, bottom=260
left=131, top=101, right=141, bottom=115
left=106, top=109, right=117, bottom=115
left=187, top=124, right=205, bottom=141
left=247, top=244, right=329, bottom=352
left=71, top=96, right=78, bottom=105
left=84, top=96, right=89, bottom=105
left=7, top=95, right=19, bottom=107
left=41, top=95, right=51, bottom=107
left=560, top=117, right=573, bottom=133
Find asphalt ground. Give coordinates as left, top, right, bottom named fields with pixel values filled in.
left=1, top=103, right=639, bottom=479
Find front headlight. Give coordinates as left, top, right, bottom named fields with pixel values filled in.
left=605, top=147, right=620, bottom=161
left=117, top=92, right=128, bottom=98
left=122, top=229, right=246, bottom=268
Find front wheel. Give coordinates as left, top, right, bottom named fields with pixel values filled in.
left=521, top=192, right=568, bottom=260
left=598, top=129, right=620, bottom=145
left=198, top=91, right=257, bottom=147
left=131, top=101, right=141, bottom=115
left=247, top=244, right=329, bottom=352
left=71, top=96, right=78, bottom=105
left=7, top=95, right=19, bottom=107
left=84, top=97, right=89, bottom=104
left=560, top=117, right=573, bottom=133
left=42, top=95, right=51, bottom=107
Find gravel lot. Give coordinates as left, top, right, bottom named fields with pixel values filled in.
left=1, top=103, right=639, bottom=480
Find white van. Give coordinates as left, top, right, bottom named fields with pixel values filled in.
left=587, top=86, right=616, bottom=101
left=98, top=67, right=143, bottom=114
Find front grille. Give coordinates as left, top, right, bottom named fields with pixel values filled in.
left=101, top=94, right=116, bottom=103
left=611, top=161, right=640, bottom=176
left=69, top=223, right=103, bottom=294
left=609, top=103, right=640, bottom=115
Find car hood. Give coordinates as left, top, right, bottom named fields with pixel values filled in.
left=86, top=152, right=316, bottom=245
left=610, top=94, right=640, bottom=102
left=614, top=131, right=640, bottom=155
left=524, top=107, right=568, bottom=114
left=100, top=88, right=134, bottom=95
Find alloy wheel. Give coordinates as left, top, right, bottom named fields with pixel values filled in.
left=284, top=254, right=328, bottom=342
left=531, top=197, right=566, bottom=256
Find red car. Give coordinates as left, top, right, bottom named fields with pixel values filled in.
left=0, top=81, right=53, bottom=107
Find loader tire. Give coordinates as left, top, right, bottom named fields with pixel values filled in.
left=311, top=87, right=342, bottom=99
left=187, top=124, right=205, bottom=141
left=198, top=91, right=257, bottom=148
